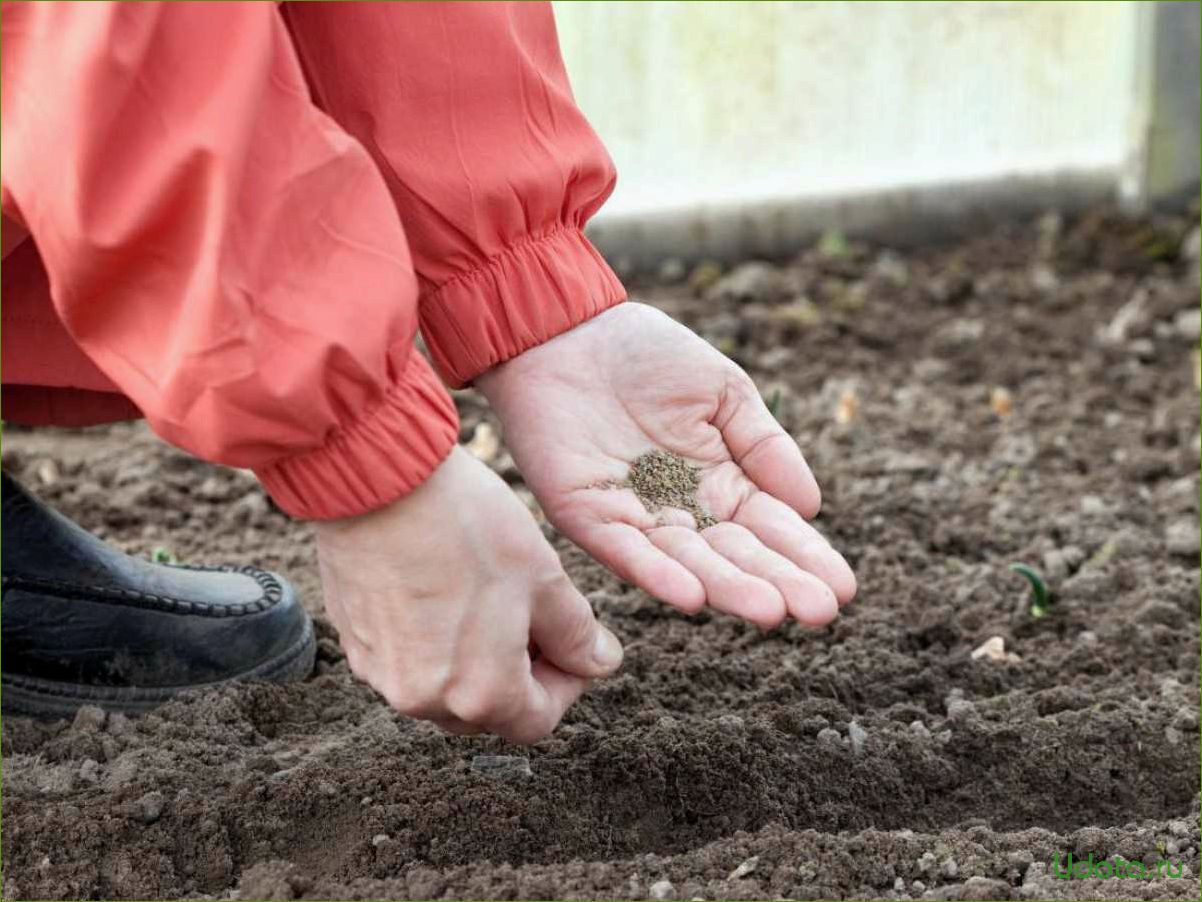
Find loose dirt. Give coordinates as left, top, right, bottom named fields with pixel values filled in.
left=627, top=450, right=716, bottom=529
left=2, top=206, right=1199, bottom=900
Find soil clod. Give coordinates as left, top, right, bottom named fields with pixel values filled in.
left=3, top=206, right=1199, bottom=901
left=135, top=791, right=164, bottom=825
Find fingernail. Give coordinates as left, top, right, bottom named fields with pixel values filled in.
left=593, top=626, right=624, bottom=672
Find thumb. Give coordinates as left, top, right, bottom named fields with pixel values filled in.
left=531, top=576, right=624, bottom=679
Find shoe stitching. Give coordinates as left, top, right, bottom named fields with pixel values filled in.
left=0, top=565, right=284, bottom=617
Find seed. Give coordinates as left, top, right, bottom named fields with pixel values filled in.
left=626, top=451, right=716, bottom=530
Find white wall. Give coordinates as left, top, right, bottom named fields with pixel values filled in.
left=553, top=1, right=1157, bottom=258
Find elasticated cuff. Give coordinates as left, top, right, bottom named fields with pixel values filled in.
left=256, top=352, right=459, bottom=521
left=419, top=226, right=627, bottom=388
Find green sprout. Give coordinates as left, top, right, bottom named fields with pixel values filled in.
left=1010, top=563, right=1052, bottom=618
left=151, top=546, right=178, bottom=565
left=765, top=389, right=783, bottom=421
left=817, top=228, right=850, bottom=258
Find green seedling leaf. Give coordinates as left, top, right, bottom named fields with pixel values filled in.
left=818, top=228, right=849, bottom=258
left=765, top=389, right=783, bottom=420
left=1010, top=563, right=1051, bottom=618
left=152, top=546, right=178, bottom=565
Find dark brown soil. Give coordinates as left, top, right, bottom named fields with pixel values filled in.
left=2, top=207, right=1200, bottom=901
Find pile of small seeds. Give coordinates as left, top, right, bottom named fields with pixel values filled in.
left=626, top=450, right=716, bottom=529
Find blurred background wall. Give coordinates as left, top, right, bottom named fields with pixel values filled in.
left=553, top=0, right=1201, bottom=266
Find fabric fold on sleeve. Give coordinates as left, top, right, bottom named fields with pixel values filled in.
left=256, top=351, right=458, bottom=520
left=0, top=1, right=460, bottom=520
left=282, top=1, right=628, bottom=389
left=420, top=226, right=626, bottom=388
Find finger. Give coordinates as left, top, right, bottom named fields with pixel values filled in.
left=494, top=659, right=590, bottom=745
left=716, top=377, right=821, bottom=518
left=531, top=573, right=625, bottom=679
left=648, top=525, right=786, bottom=629
left=703, top=522, right=839, bottom=627
left=734, top=492, right=857, bottom=604
left=582, top=522, right=706, bottom=613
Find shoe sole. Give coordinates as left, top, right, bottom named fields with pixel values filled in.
left=0, top=617, right=316, bottom=718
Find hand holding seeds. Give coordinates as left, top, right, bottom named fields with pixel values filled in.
left=478, top=302, right=856, bottom=629
left=320, top=301, right=855, bottom=743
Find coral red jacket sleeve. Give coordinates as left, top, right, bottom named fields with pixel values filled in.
left=282, top=1, right=627, bottom=388
left=0, top=1, right=458, bottom=521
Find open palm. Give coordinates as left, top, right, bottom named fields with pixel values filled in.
left=477, top=303, right=855, bottom=629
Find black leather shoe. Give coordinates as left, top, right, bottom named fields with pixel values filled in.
left=1, top=471, right=315, bottom=717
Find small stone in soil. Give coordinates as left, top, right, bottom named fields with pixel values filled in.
left=728, top=856, right=759, bottom=880
left=626, top=450, right=716, bottom=529
left=649, top=879, right=675, bottom=900
left=970, top=636, right=1007, bottom=662
left=471, top=755, right=532, bottom=778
